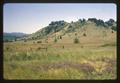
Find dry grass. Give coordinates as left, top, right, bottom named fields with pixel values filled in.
left=3, top=26, right=116, bottom=79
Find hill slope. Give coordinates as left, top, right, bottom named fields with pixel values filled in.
left=22, top=18, right=116, bottom=44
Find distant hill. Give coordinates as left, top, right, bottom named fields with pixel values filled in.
left=23, top=18, right=116, bottom=41
left=3, top=32, right=29, bottom=42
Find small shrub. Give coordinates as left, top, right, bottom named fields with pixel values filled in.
left=54, top=38, right=57, bottom=43
left=60, top=36, right=62, bottom=39
left=37, top=41, right=42, bottom=43
left=111, top=30, right=114, bottom=33
left=37, top=47, right=41, bottom=50
left=74, top=38, right=79, bottom=44
left=5, top=47, right=12, bottom=51
left=75, top=33, right=77, bottom=36
left=6, top=47, right=10, bottom=51
left=62, top=46, right=64, bottom=49
left=83, top=33, right=87, bottom=36
left=37, top=47, right=48, bottom=51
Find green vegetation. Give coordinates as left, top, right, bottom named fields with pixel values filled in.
left=3, top=32, right=29, bottom=42
left=54, top=38, right=57, bottom=43
left=4, top=42, right=116, bottom=79
left=74, top=38, right=79, bottom=44
left=24, top=18, right=116, bottom=40
left=4, top=18, right=116, bottom=80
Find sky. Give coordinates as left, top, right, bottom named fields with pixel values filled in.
left=3, top=3, right=116, bottom=34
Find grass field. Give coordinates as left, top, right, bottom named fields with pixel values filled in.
left=3, top=3, right=117, bottom=80
left=3, top=36, right=116, bottom=79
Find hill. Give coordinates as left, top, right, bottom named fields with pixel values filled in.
left=3, top=32, right=29, bottom=42
left=22, top=18, right=116, bottom=44
left=4, top=18, right=117, bottom=79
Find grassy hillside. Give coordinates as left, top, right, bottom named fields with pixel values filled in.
left=23, top=18, right=116, bottom=41
left=3, top=18, right=117, bottom=79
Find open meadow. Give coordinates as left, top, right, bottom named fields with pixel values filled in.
left=3, top=3, right=117, bottom=80
left=3, top=32, right=116, bottom=79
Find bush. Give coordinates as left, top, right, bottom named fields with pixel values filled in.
left=60, top=36, right=62, bottom=39
left=37, top=41, right=42, bottom=43
left=62, top=46, right=64, bottom=49
left=111, top=26, right=116, bottom=31
left=54, top=38, right=57, bottom=43
left=75, top=33, right=77, bottom=36
left=111, top=30, right=114, bottom=33
left=83, top=33, right=86, bottom=36
left=74, top=38, right=79, bottom=44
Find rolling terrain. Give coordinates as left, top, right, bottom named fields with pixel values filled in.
left=3, top=32, right=29, bottom=42
left=4, top=18, right=117, bottom=79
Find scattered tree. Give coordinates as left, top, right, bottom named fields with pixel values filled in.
left=88, top=18, right=105, bottom=27
left=83, top=33, right=87, bottom=36
left=111, top=26, right=116, bottom=31
left=37, top=41, right=42, bottom=43
left=74, top=37, right=79, bottom=44
left=105, top=19, right=115, bottom=26
left=111, top=30, right=114, bottom=33
left=60, top=36, right=62, bottom=39
left=75, top=33, right=77, bottom=36
left=62, top=46, right=64, bottom=49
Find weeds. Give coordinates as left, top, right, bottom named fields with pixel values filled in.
left=4, top=42, right=116, bottom=79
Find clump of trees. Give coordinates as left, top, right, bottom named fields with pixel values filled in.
left=105, top=19, right=115, bottom=26
left=78, top=19, right=86, bottom=26
left=88, top=18, right=105, bottom=27
left=26, top=18, right=116, bottom=41
left=67, top=24, right=75, bottom=33
left=45, top=20, right=66, bottom=34
left=111, top=26, right=116, bottom=31
left=88, top=18, right=116, bottom=30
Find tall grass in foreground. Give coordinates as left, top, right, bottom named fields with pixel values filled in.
left=4, top=42, right=116, bottom=80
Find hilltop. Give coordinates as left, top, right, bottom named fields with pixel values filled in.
left=4, top=18, right=117, bottom=79
left=18, top=18, right=116, bottom=44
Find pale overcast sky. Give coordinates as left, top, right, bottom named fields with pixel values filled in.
left=3, top=3, right=116, bottom=34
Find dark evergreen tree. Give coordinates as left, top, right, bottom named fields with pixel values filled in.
left=105, top=19, right=115, bottom=26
